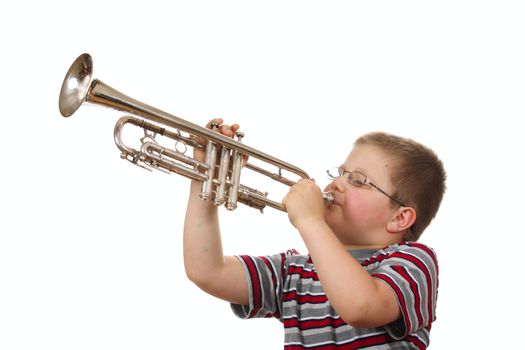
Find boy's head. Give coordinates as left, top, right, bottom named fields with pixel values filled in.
left=354, top=132, right=446, bottom=241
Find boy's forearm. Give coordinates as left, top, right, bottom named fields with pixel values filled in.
left=183, top=181, right=249, bottom=305
left=297, top=221, right=374, bottom=315
left=296, top=220, right=399, bottom=327
left=183, top=181, right=224, bottom=283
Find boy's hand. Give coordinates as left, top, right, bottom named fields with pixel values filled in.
left=193, top=118, right=241, bottom=162
left=282, top=179, right=326, bottom=230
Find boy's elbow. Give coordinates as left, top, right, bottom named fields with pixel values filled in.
left=185, top=264, right=227, bottom=297
left=184, top=266, right=198, bottom=284
left=338, top=302, right=371, bottom=328
left=338, top=299, right=400, bottom=329
left=185, top=265, right=212, bottom=288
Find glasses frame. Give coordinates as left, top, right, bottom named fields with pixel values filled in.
left=326, top=166, right=406, bottom=207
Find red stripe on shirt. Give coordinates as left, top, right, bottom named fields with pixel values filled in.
left=391, top=265, right=424, bottom=327
left=364, top=250, right=435, bottom=323
left=260, top=255, right=281, bottom=319
left=372, top=273, right=412, bottom=337
left=406, top=242, right=438, bottom=275
left=406, top=335, right=428, bottom=350
left=285, top=333, right=396, bottom=350
left=282, top=290, right=328, bottom=304
left=240, top=255, right=262, bottom=318
left=287, top=265, right=319, bottom=281
left=284, top=316, right=347, bottom=330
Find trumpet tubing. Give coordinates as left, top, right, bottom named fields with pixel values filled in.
left=59, top=53, right=333, bottom=212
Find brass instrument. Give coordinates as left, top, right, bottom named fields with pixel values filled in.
left=59, top=53, right=333, bottom=212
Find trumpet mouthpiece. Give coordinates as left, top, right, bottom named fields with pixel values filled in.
left=323, top=192, right=334, bottom=207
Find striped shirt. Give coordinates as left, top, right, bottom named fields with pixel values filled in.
left=231, top=242, right=438, bottom=349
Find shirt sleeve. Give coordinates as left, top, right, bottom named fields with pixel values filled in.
left=230, top=250, right=295, bottom=321
left=370, top=243, right=439, bottom=339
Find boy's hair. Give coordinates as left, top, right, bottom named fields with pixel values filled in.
left=355, top=132, right=446, bottom=241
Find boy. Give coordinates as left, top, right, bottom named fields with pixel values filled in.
left=184, top=119, right=446, bottom=349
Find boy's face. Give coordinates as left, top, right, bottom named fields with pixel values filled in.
left=323, top=144, right=399, bottom=246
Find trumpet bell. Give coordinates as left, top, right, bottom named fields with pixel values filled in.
left=59, top=53, right=93, bottom=117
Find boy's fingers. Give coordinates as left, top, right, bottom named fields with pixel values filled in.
left=207, top=118, right=223, bottom=129
left=205, top=119, right=242, bottom=139
left=231, top=123, right=240, bottom=133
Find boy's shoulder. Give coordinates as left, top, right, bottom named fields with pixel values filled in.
left=387, top=242, right=436, bottom=255
left=362, top=242, right=438, bottom=269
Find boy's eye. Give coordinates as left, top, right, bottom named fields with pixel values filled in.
left=349, top=179, right=365, bottom=187
left=348, top=172, right=367, bottom=187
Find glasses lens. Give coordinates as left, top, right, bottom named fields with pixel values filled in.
left=348, top=171, right=366, bottom=187
left=326, top=167, right=341, bottom=179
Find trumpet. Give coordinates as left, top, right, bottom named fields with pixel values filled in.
left=59, top=53, right=333, bottom=212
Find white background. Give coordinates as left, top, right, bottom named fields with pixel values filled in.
left=1, top=1, right=524, bottom=349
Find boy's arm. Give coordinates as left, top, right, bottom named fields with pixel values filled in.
left=296, top=219, right=399, bottom=328
left=283, top=180, right=400, bottom=328
left=183, top=120, right=249, bottom=306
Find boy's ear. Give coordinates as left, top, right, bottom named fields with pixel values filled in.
left=386, top=206, right=416, bottom=234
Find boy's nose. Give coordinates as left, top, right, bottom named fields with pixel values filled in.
left=330, top=176, right=347, bottom=193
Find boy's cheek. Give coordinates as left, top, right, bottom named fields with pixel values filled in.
left=344, top=193, right=393, bottom=228
left=341, top=191, right=369, bottom=220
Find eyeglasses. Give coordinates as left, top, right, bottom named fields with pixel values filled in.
left=326, top=167, right=406, bottom=207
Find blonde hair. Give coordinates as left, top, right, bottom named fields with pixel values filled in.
left=355, top=132, right=446, bottom=241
